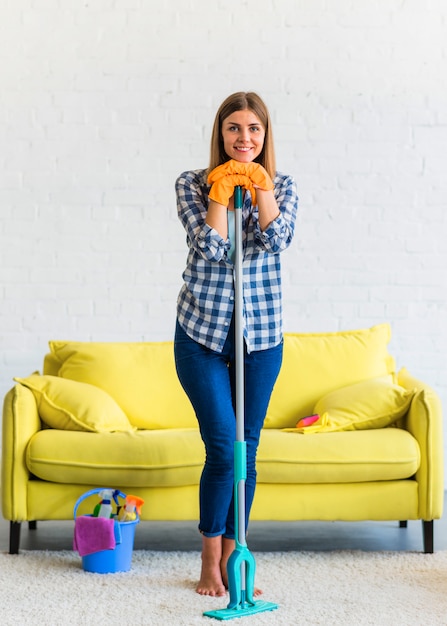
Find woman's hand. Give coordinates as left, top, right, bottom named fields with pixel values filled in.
left=206, top=173, right=254, bottom=237
left=209, top=159, right=273, bottom=189
left=207, top=173, right=254, bottom=208
left=208, top=160, right=274, bottom=208
left=208, top=160, right=279, bottom=229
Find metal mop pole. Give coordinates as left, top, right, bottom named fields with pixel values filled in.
left=233, top=184, right=248, bottom=602
left=204, top=186, right=278, bottom=621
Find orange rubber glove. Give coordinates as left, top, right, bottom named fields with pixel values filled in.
left=208, top=159, right=274, bottom=206
left=207, top=173, right=255, bottom=207
left=209, top=160, right=274, bottom=189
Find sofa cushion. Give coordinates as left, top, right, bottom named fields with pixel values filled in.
left=285, top=376, right=415, bottom=434
left=14, top=374, right=134, bottom=433
left=265, top=323, right=395, bottom=429
left=27, top=428, right=205, bottom=487
left=46, top=341, right=197, bottom=430
left=257, top=428, right=420, bottom=484
left=26, top=426, right=419, bottom=488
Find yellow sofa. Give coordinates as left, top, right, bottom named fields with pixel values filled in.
left=2, top=323, right=443, bottom=554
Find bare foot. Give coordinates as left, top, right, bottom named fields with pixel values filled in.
left=196, top=535, right=227, bottom=597
left=196, top=566, right=226, bottom=596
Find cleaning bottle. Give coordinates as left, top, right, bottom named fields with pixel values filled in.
left=93, top=489, right=115, bottom=518
left=118, top=495, right=144, bottom=522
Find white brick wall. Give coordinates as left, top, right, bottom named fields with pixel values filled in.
left=1, top=1, right=446, bottom=475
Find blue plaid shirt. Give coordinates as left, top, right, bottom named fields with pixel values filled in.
left=176, top=168, right=298, bottom=353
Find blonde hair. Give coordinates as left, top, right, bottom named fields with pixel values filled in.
left=209, top=92, right=276, bottom=179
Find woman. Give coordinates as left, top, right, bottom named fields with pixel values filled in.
left=174, top=92, right=298, bottom=597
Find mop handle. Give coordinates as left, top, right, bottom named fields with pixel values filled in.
left=234, top=185, right=244, bottom=444
left=233, top=186, right=247, bottom=560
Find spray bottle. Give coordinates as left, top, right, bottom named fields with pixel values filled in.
left=118, top=495, right=144, bottom=522
left=93, top=489, right=119, bottom=518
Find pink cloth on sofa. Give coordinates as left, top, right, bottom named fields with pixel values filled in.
left=73, top=516, right=118, bottom=557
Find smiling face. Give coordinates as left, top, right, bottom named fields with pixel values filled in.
left=221, top=109, right=266, bottom=163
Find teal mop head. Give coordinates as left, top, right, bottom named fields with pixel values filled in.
left=204, top=545, right=277, bottom=620
left=204, top=600, right=278, bottom=621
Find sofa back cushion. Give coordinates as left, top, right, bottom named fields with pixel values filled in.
left=14, top=374, right=135, bottom=433
left=46, top=323, right=395, bottom=431
left=265, top=323, right=395, bottom=428
left=46, top=341, right=197, bottom=429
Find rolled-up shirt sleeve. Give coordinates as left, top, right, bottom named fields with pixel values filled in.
left=253, top=173, right=298, bottom=254
left=196, top=223, right=230, bottom=262
left=176, top=170, right=230, bottom=263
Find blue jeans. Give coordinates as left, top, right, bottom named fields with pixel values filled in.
left=174, top=318, right=283, bottom=539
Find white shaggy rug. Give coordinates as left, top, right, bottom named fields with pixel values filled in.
left=1, top=549, right=447, bottom=625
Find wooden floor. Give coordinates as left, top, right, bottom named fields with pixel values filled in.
left=1, top=493, right=446, bottom=554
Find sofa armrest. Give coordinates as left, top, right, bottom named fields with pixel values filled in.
left=397, top=367, right=444, bottom=520
left=2, top=384, right=42, bottom=521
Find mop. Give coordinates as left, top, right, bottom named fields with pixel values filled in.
left=204, top=186, right=278, bottom=620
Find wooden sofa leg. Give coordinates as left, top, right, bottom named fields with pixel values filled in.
left=28, top=521, right=37, bottom=530
left=423, top=520, right=434, bottom=554
left=399, top=521, right=408, bottom=528
left=9, top=521, right=21, bottom=555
